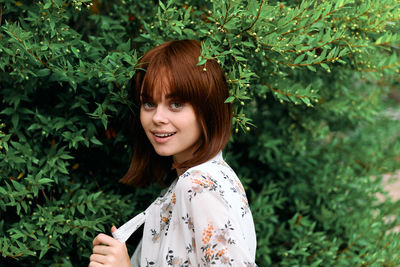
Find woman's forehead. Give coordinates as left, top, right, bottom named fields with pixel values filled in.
left=140, top=65, right=192, bottom=102
left=141, top=84, right=171, bottom=100
left=141, top=71, right=171, bottom=98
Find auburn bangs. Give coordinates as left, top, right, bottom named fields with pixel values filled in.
left=139, top=40, right=209, bottom=106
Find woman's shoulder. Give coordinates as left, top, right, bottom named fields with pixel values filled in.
left=175, top=167, right=222, bottom=195
left=174, top=152, right=246, bottom=203
left=178, top=152, right=236, bottom=183
left=191, top=151, right=236, bottom=174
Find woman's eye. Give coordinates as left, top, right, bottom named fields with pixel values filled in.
left=142, top=102, right=155, bottom=109
left=170, top=102, right=184, bottom=110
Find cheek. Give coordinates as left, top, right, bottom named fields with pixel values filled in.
left=189, top=117, right=202, bottom=141
left=195, top=121, right=202, bottom=141
left=194, top=118, right=206, bottom=144
left=190, top=112, right=202, bottom=139
left=139, top=109, right=147, bottom=129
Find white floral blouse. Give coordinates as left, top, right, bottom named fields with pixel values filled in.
left=112, top=151, right=257, bottom=266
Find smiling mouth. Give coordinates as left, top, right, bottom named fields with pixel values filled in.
left=153, top=132, right=176, bottom=138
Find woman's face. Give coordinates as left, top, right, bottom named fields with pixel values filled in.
left=140, top=92, right=202, bottom=164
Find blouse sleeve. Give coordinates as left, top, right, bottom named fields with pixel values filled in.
left=176, top=170, right=256, bottom=266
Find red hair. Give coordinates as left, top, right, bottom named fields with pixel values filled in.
left=120, top=40, right=232, bottom=186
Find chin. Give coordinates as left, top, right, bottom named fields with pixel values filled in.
left=154, top=149, right=174, bottom=157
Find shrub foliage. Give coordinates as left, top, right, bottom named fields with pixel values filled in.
left=0, top=0, right=400, bottom=266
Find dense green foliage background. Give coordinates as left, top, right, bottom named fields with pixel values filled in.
left=1, top=0, right=400, bottom=266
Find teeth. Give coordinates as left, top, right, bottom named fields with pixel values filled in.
left=155, top=133, right=175, bottom=137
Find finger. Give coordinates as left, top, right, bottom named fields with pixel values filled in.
left=93, top=244, right=111, bottom=255
left=88, top=261, right=103, bottom=267
left=89, top=253, right=107, bottom=264
left=111, top=225, right=117, bottom=233
left=93, top=233, right=119, bottom=246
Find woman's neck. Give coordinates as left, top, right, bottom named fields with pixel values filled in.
left=176, top=167, right=188, bottom=177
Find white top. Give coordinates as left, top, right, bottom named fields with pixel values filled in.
left=113, top=151, right=257, bottom=266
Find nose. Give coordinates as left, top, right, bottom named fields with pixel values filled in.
left=152, top=105, right=168, bottom=124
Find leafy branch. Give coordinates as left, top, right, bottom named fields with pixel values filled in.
left=5, top=29, right=50, bottom=69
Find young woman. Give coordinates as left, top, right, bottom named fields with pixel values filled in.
left=89, top=40, right=257, bottom=266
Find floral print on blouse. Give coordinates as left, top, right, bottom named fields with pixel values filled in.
left=112, top=151, right=257, bottom=266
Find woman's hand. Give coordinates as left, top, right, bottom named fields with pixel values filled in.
left=89, top=226, right=131, bottom=267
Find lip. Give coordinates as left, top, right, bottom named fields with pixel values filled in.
left=151, top=131, right=176, bottom=144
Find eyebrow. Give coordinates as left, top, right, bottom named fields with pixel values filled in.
left=165, top=93, right=174, bottom=99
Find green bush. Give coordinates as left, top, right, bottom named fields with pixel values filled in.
left=1, top=0, right=400, bottom=266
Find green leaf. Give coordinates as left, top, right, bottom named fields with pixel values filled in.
left=0, top=187, right=7, bottom=195
left=320, top=63, right=330, bottom=72
left=225, top=96, right=235, bottom=103
left=294, top=53, right=306, bottom=64
left=36, top=68, right=51, bottom=77
left=43, top=1, right=52, bottom=9
left=184, top=6, right=192, bottom=21
left=307, top=65, right=316, bottom=72
left=335, top=0, right=345, bottom=9
left=77, top=204, right=85, bottom=215
left=197, top=56, right=206, bottom=66
left=90, top=137, right=103, bottom=145
left=38, top=178, right=54, bottom=185
left=159, top=0, right=166, bottom=11
left=11, top=113, right=19, bottom=128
